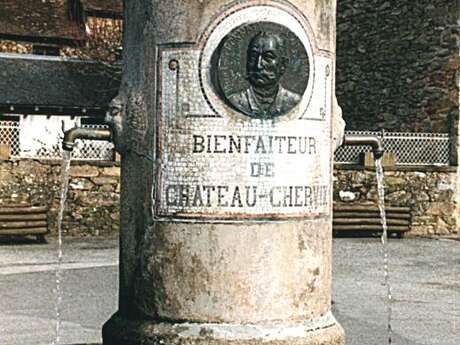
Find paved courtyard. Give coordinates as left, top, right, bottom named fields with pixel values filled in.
left=0, top=236, right=458, bottom=345
left=332, top=236, right=459, bottom=345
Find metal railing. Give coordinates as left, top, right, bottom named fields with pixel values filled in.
left=0, top=120, right=20, bottom=156
left=0, top=119, right=114, bottom=161
left=335, top=130, right=452, bottom=166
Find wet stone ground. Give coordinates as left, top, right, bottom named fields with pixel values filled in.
left=0, top=236, right=458, bottom=345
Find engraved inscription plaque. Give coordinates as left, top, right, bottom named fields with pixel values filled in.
left=156, top=4, right=333, bottom=220
left=211, top=22, right=309, bottom=119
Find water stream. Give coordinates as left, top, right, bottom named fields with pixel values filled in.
left=375, top=158, right=393, bottom=344
left=53, top=150, right=72, bottom=345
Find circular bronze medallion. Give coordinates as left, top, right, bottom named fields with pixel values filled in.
left=211, top=22, right=310, bottom=119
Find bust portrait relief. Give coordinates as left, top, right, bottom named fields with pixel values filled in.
left=211, top=22, right=309, bottom=119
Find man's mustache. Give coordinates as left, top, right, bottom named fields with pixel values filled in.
left=248, top=70, right=277, bottom=81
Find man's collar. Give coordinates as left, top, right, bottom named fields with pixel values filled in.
left=247, top=85, right=283, bottom=116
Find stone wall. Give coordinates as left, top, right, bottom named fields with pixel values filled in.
left=336, top=0, right=459, bottom=133
left=0, top=159, right=457, bottom=236
left=334, top=167, right=458, bottom=235
left=335, top=0, right=459, bottom=235
left=0, top=159, right=120, bottom=236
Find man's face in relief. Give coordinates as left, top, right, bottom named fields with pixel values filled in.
left=247, top=33, right=286, bottom=89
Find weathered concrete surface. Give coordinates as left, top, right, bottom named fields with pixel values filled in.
left=106, top=0, right=343, bottom=344
left=102, top=313, right=344, bottom=345
left=135, top=220, right=332, bottom=323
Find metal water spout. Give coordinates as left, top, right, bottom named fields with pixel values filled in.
left=342, top=134, right=384, bottom=159
left=62, top=127, right=112, bottom=151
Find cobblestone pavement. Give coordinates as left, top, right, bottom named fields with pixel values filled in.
left=0, top=236, right=458, bottom=345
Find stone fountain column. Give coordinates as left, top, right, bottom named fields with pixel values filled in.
left=103, top=1, right=345, bottom=344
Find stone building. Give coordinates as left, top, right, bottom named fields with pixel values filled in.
left=334, top=0, right=459, bottom=234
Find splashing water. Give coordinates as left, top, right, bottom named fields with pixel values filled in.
left=375, top=158, right=393, bottom=344
left=54, top=150, right=71, bottom=345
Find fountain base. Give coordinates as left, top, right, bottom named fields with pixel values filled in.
left=103, top=313, right=344, bottom=345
